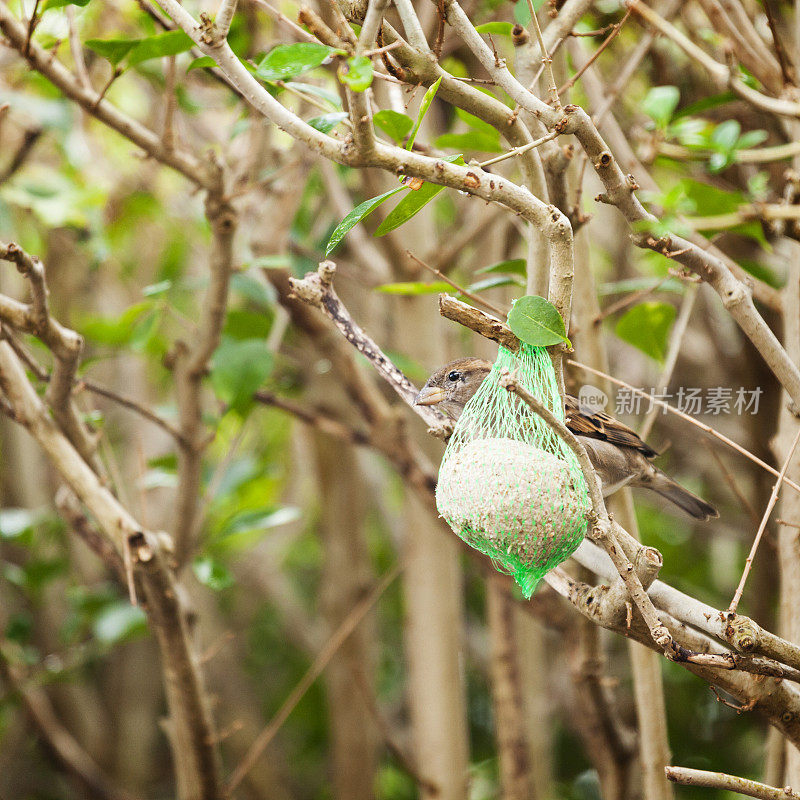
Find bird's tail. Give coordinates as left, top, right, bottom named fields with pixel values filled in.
left=646, top=470, right=718, bottom=520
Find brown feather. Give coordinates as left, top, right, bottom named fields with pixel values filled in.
left=564, top=396, right=658, bottom=459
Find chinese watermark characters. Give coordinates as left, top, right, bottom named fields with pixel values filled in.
left=613, top=386, right=763, bottom=416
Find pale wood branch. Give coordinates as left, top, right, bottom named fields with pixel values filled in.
left=665, top=766, right=798, bottom=799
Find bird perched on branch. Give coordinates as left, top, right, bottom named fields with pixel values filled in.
left=415, top=357, right=718, bottom=521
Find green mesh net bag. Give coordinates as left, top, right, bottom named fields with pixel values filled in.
left=436, top=344, right=590, bottom=597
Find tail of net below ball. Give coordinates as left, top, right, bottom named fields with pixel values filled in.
left=435, top=344, right=590, bottom=598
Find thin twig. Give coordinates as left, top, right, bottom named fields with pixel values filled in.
left=762, top=0, right=796, bottom=86
left=65, top=6, right=92, bottom=90
left=23, top=0, right=40, bottom=56
left=557, top=9, right=631, bottom=96
left=704, top=441, right=760, bottom=525
left=665, top=765, right=797, bottom=799
left=79, top=379, right=186, bottom=445
left=226, top=562, right=403, bottom=792
left=478, top=129, right=560, bottom=168
left=639, top=282, right=698, bottom=440
left=526, top=0, right=561, bottom=110
left=728, top=426, right=800, bottom=613
left=658, top=140, right=800, bottom=164
left=590, top=276, right=670, bottom=328
left=406, top=251, right=505, bottom=316
left=248, top=0, right=317, bottom=42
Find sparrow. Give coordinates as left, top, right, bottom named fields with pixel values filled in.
left=415, top=357, right=718, bottom=521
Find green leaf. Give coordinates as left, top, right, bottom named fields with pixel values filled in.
left=142, top=280, right=172, bottom=297
left=187, top=55, right=217, bottom=71
left=256, top=42, right=336, bottom=82
left=514, top=0, right=545, bottom=24
left=230, top=272, right=275, bottom=307
left=373, top=109, right=414, bottom=143
left=455, top=107, right=498, bottom=137
left=615, top=302, right=676, bottom=362
left=374, top=153, right=463, bottom=236
left=215, top=507, right=302, bottom=548
left=642, top=85, right=680, bottom=128
left=79, top=301, right=155, bottom=346
left=93, top=602, right=147, bottom=646
left=210, top=338, right=273, bottom=414
left=467, top=275, right=524, bottom=292
left=85, top=37, right=137, bottom=66
left=193, top=556, right=234, bottom=590
left=285, top=81, right=342, bottom=108
left=127, top=31, right=193, bottom=66
left=475, top=21, right=514, bottom=35
left=376, top=281, right=452, bottom=295
left=738, top=258, right=781, bottom=288
left=42, top=0, right=89, bottom=12
left=223, top=309, right=271, bottom=340
left=507, top=295, right=570, bottom=347
left=0, top=508, right=43, bottom=539
left=599, top=277, right=685, bottom=296
left=667, top=116, right=709, bottom=148
left=435, top=131, right=502, bottom=153
left=339, top=55, right=373, bottom=91
left=476, top=258, right=527, bottom=276
left=307, top=111, right=348, bottom=133
left=708, top=150, right=731, bottom=173
left=86, top=31, right=193, bottom=67
left=247, top=254, right=293, bottom=270
left=736, top=129, right=768, bottom=150
left=673, top=91, right=735, bottom=119
left=728, top=220, right=768, bottom=247
left=678, top=179, right=743, bottom=214
left=325, top=186, right=405, bottom=256
left=407, top=76, right=442, bottom=150
left=375, top=182, right=444, bottom=236
left=711, top=119, right=740, bottom=151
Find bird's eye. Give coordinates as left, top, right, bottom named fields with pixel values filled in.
left=447, top=370, right=462, bottom=382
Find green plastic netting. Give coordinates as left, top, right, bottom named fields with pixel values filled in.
left=435, top=344, right=590, bottom=597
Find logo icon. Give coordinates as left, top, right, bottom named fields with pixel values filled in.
left=578, top=384, right=608, bottom=415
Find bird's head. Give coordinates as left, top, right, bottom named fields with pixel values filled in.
left=414, top=357, right=492, bottom=420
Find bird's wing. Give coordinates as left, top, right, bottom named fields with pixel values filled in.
left=564, top=395, right=658, bottom=459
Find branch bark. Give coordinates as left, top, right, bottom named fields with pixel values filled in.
left=0, top=341, right=222, bottom=800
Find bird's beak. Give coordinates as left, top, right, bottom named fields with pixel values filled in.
left=414, top=386, right=446, bottom=406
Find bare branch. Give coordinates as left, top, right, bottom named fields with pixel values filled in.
left=407, top=252, right=505, bottom=316
left=665, top=766, right=797, bottom=799
left=0, top=342, right=222, bottom=800
left=729, top=426, right=800, bottom=613
left=438, top=294, right=520, bottom=351
left=629, top=1, right=800, bottom=117
left=288, top=261, right=451, bottom=433
left=356, top=0, right=391, bottom=55
left=214, top=0, right=238, bottom=40
left=227, top=563, right=402, bottom=793
left=525, top=0, right=561, bottom=110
